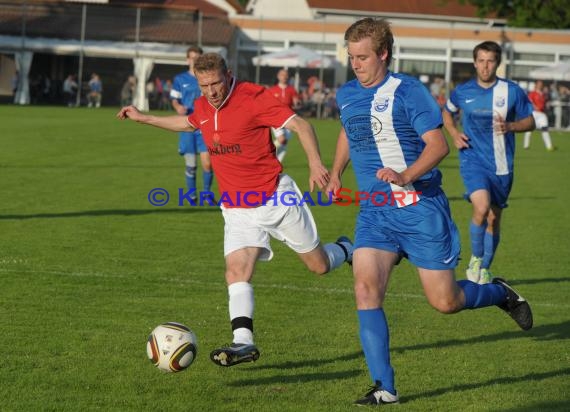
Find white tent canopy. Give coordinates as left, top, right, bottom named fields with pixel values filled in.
left=252, top=45, right=337, bottom=90
left=0, top=34, right=226, bottom=105
left=252, top=45, right=336, bottom=69
left=529, top=62, right=570, bottom=81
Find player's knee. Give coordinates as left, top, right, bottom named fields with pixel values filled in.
left=472, top=205, right=490, bottom=221
left=430, top=296, right=462, bottom=314
left=185, top=166, right=197, bottom=177
left=353, top=281, right=383, bottom=306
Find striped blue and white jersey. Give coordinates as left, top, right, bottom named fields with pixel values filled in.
left=337, top=72, right=443, bottom=210
left=445, top=78, right=533, bottom=175
left=170, top=71, right=201, bottom=115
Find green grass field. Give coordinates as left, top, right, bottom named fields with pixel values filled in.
left=1, top=105, right=569, bottom=411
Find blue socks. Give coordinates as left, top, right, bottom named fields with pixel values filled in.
left=458, top=280, right=507, bottom=308
left=471, top=222, right=501, bottom=269
left=469, top=221, right=486, bottom=258
left=185, top=167, right=214, bottom=196
left=185, top=166, right=197, bottom=193
left=482, top=232, right=500, bottom=269
left=203, top=170, right=214, bottom=193
left=357, top=309, right=396, bottom=395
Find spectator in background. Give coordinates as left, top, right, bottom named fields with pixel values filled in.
left=41, top=75, right=52, bottom=103
left=153, top=76, right=164, bottom=109
left=546, top=83, right=559, bottom=126
left=88, top=73, right=103, bottom=108
left=430, top=77, right=447, bottom=108
left=146, top=79, right=155, bottom=109
left=160, top=79, right=172, bottom=110
left=120, top=75, right=136, bottom=107
left=63, top=74, right=78, bottom=107
left=11, top=70, right=19, bottom=100
left=267, top=68, right=301, bottom=162
left=323, top=87, right=338, bottom=119
left=560, top=84, right=570, bottom=128
left=523, top=80, right=554, bottom=151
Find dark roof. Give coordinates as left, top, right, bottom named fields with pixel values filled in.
left=108, top=0, right=231, bottom=16
left=0, top=1, right=235, bottom=46
left=307, top=0, right=495, bottom=21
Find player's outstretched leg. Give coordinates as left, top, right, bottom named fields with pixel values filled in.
left=493, top=277, right=533, bottom=330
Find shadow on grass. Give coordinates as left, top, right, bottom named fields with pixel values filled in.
left=446, top=195, right=556, bottom=202
left=501, top=400, right=570, bottom=412
left=228, top=369, right=361, bottom=387
left=403, top=367, right=570, bottom=404
left=393, top=320, right=570, bottom=354
left=229, top=321, right=568, bottom=387
left=507, top=277, right=570, bottom=285
left=0, top=207, right=219, bottom=220
left=249, top=350, right=362, bottom=371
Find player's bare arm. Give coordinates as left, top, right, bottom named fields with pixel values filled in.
left=326, top=127, right=351, bottom=201
left=376, top=128, right=449, bottom=186
left=117, top=105, right=196, bottom=132
left=442, top=110, right=470, bottom=149
left=171, top=99, right=187, bottom=115
left=285, top=115, right=330, bottom=191
left=498, top=114, right=536, bottom=134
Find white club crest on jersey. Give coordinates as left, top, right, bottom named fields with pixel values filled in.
left=495, top=96, right=506, bottom=107
left=374, top=97, right=390, bottom=112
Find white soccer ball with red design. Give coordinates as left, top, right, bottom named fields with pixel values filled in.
left=146, top=322, right=197, bottom=372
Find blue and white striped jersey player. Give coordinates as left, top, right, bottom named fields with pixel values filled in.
left=170, top=46, right=213, bottom=200
left=325, top=18, right=533, bottom=406
left=443, top=41, right=535, bottom=284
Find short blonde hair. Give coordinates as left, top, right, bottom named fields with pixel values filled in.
left=194, top=53, right=228, bottom=74
left=344, top=18, right=393, bottom=66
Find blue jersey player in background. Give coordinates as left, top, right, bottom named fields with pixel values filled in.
left=325, top=18, right=533, bottom=406
left=443, top=41, right=535, bottom=284
left=170, top=46, right=214, bottom=200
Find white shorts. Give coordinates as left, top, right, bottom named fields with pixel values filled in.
left=221, top=174, right=320, bottom=261
left=532, top=111, right=548, bottom=129
left=271, top=127, right=293, bottom=140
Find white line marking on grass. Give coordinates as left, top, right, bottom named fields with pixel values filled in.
left=0, top=268, right=567, bottom=308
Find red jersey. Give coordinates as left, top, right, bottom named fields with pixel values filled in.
left=267, top=84, right=299, bottom=109
left=187, top=79, right=296, bottom=208
left=528, top=90, right=546, bottom=112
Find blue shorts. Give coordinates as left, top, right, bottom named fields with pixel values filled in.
left=178, top=130, right=206, bottom=155
left=460, top=164, right=513, bottom=209
left=354, top=190, right=460, bottom=270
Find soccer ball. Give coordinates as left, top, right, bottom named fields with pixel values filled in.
left=146, top=322, right=197, bottom=372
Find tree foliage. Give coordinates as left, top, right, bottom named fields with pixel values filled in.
left=459, top=0, right=570, bottom=29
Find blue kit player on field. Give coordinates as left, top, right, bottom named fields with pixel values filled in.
left=170, top=46, right=214, bottom=200
left=325, top=18, right=533, bottom=406
left=443, top=41, right=535, bottom=284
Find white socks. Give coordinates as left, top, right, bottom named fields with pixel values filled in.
left=228, top=281, right=254, bottom=345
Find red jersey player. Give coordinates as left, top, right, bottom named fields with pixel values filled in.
left=267, top=68, right=301, bottom=162
left=117, top=53, right=353, bottom=367
left=523, top=79, right=554, bottom=151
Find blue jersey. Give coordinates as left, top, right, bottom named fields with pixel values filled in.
left=170, top=71, right=201, bottom=115
left=445, top=78, right=533, bottom=175
left=337, top=72, right=443, bottom=210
